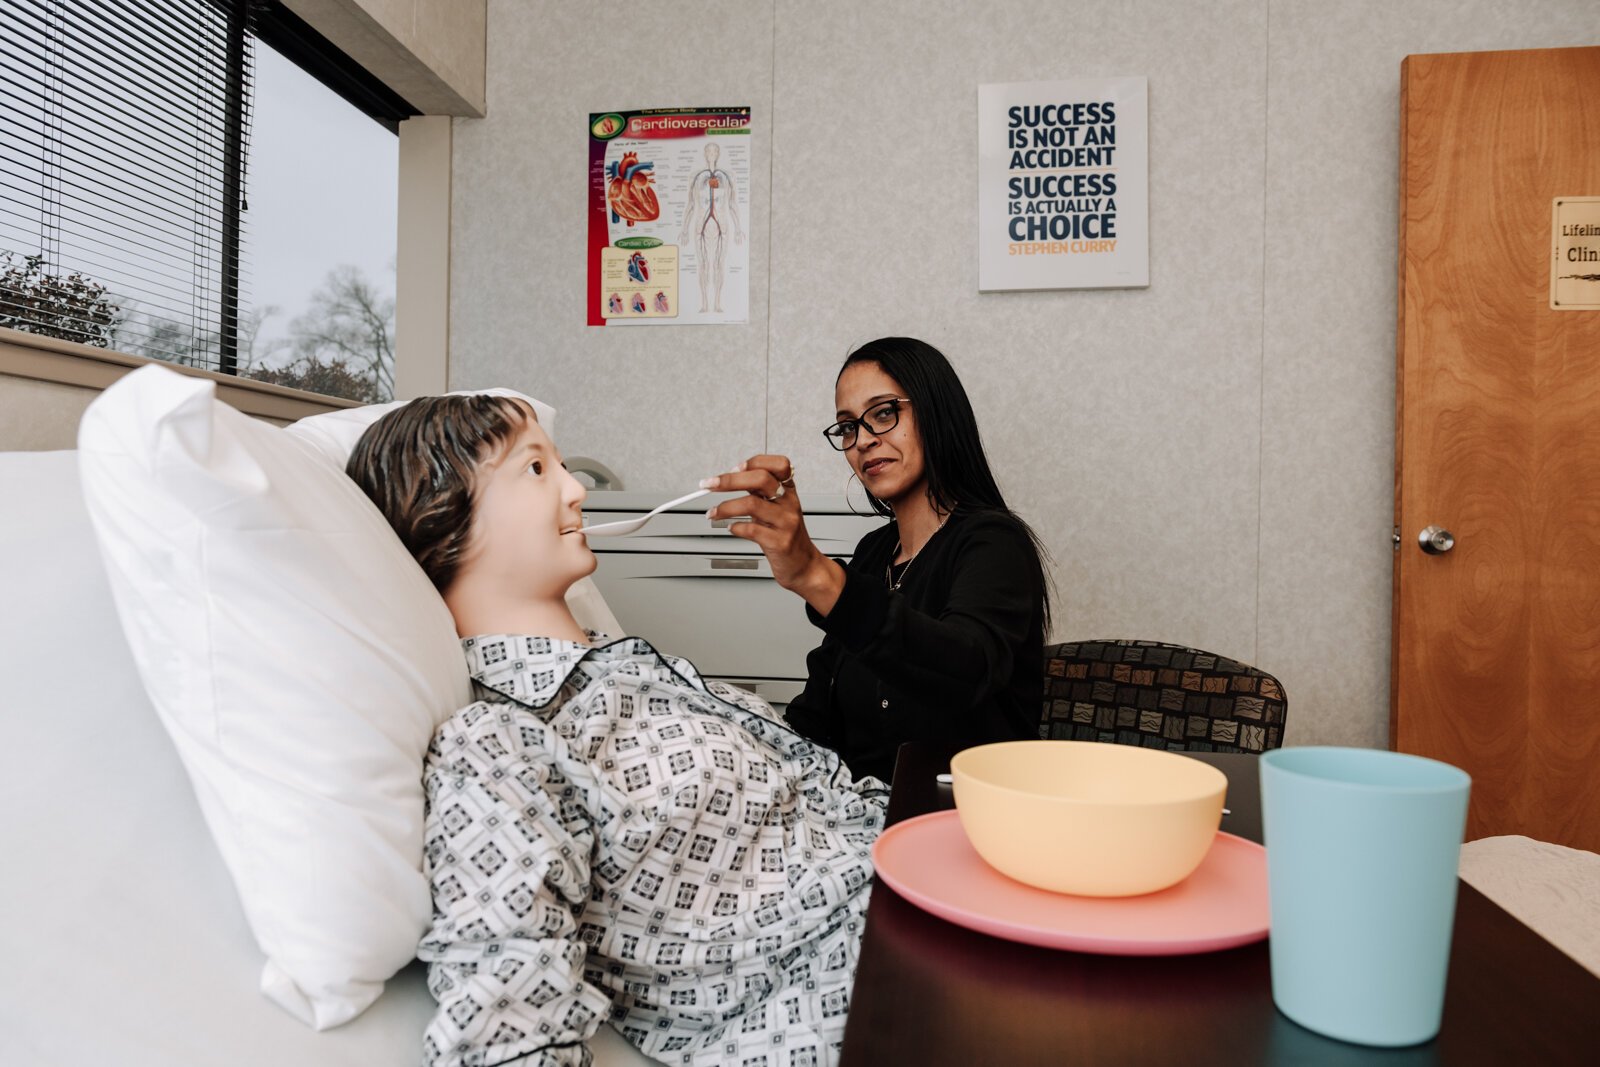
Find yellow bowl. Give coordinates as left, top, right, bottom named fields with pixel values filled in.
left=950, top=740, right=1228, bottom=897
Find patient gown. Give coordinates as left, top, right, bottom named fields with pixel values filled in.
left=418, top=634, right=888, bottom=1067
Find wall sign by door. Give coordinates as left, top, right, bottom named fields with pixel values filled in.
left=1551, top=196, right=1600, bottom=310
left=977, top=76, right=1148, bottom=292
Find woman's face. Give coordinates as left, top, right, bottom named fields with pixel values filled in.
left=467, top=413, right=596, bottom=600
left=834, top=360, right=927, bottom=510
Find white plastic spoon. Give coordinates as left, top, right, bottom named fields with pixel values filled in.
left=576, top=488, right=712, bottom=536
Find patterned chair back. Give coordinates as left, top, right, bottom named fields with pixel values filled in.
left=1041, top=639, right=1286, bottom=753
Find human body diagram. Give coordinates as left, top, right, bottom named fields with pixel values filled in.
left=589, top=108, right=752, bottom=325
left=678, top=143, right=745, bottom=314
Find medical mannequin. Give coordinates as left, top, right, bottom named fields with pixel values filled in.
left=347, top=395, right=884, bottom=1067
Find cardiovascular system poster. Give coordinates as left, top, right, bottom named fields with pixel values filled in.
left=587, top=107, right=752, bottom=326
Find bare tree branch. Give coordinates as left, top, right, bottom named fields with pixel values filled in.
left=286, top=264, right=395, bottom=397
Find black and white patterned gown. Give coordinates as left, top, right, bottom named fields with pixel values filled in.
left=419, top=634, right=889, bottom=1067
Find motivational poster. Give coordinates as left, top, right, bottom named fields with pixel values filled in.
left=978, top=77, right=1148, bottom=291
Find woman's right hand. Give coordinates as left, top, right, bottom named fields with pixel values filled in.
left=702, top=455, right=846, bottom=616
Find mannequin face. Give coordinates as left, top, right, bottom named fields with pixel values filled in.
left=461, top=412, right=595, bottom=601
left=834, top=360, right=927, bottom=511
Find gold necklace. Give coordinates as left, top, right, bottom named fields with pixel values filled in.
left=886, top=513, right=951, bottom=592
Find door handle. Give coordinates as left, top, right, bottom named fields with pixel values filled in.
left=1418, top=526, right=1455, bottom=555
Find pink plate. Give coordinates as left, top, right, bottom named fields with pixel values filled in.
left=871, top=810, right=1269, bottom=955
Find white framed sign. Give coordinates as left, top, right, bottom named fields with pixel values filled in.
left=1551, top=196, right=1600, bottom=310
left=978, top=77, right=1148, bottom=291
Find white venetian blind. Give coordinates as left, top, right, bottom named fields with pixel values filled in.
left=0, top=0, right=254, bottom=372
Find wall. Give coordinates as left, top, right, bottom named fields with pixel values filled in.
left=280, top=0, right=486, bottom=115
left=0, top=377, right=100, bottom=450
left=0, top=329, right=339, bottom=449
left=0, top=373, right=299, bottom=444
left=449, top=0, right=1600, bottom=747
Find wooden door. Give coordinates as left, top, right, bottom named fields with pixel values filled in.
left=1394, top=46, right=1600, bottom=852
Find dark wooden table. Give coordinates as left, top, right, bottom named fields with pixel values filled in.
left=840, top=743, right=1600, bottom=1066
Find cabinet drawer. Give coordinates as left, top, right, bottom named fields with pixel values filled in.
left=584, top=512, right=881, bottom=557
left=589, top=552, right=819, bottom=680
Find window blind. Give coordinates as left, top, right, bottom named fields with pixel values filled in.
left=0, top=0, right=254, bottom=372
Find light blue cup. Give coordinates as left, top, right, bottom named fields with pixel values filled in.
left=1260, top=746, right=1470, bottom=1047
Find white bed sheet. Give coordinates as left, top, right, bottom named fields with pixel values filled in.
left=1459, top=834, right=1600, bottom=979
left=0, top=451, right=649, bottom=1066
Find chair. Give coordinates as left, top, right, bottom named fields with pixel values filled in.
left=1040, top=639, right=1286, bottom=753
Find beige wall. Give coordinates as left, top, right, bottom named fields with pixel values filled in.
left=447, top=0, right=1600, bottom=748
left=0, top=376, right=298, bottom=439
left=396, top=115, right=454, bottom=397
left=0, top=331, right=337, bottom=448
left=280, top=0, right=486, bottom=115
left=0, top=371, right=297, bottom=445
left=0, top=377, right=101, bottom=450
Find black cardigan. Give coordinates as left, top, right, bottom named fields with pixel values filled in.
left=783, top=508, right=1045, bottom=783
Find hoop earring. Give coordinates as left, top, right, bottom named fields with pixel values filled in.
left=845, top=471, right=876, bottom=517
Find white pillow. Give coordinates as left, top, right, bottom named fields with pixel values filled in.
left=283, top=388, right=557, bottom=468
left=77, top=365, right=472, bottom=1030
left=286, top=392, right=625, bottom=641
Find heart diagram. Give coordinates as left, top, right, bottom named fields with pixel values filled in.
left=606, top=152, right=659, bottom=227
left=627, top=252, right=650, bottom=283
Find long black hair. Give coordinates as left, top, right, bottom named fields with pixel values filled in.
left=840, top=336, right=1053, bottom=629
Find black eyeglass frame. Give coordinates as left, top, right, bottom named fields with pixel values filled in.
left=822, top=397, right=912, bottom=450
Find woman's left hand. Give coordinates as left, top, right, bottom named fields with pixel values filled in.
left=702, top=455, right=845, bottom=614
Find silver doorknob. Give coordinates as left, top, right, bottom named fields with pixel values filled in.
left=1418, top=526, right=1455, bottom=554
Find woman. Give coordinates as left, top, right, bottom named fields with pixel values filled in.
left=703, top=337, right=1050, bottom=783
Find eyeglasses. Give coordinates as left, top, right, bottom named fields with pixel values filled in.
left=822, top=397, right=911, bottom=450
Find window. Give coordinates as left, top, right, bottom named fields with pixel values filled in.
left=0, top=0, right=415, bottom=401
left=243, top=45, right=399, bottom=401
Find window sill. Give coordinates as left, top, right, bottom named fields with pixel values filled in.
left=0, top=325, right=358, bottom=421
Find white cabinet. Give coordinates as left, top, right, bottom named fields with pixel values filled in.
left=583, top=491, right=883, bottom=704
